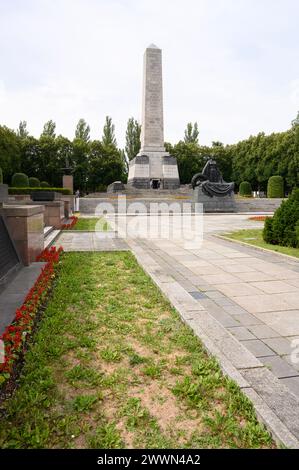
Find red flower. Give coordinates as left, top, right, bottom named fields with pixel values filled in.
left=0, top=246, right=64, bottom=382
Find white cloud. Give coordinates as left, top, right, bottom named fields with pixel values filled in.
left=0, top=0, right=298, bottom=146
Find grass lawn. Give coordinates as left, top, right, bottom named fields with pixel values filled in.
left=72, top=217, right=109, bottom=231
left=0, top=252, right=274, bottom=449
left=223, top=228, right=299, bottom=259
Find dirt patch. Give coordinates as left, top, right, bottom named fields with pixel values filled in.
left=129, top=381, right=203, bottom=444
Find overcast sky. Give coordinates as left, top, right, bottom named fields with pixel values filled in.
left=0, top=0, right=298, bottom=147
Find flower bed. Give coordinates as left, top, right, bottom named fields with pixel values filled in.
left=61, top=216, right=78, bottom=230
left=248, top=215, right=271, bottom=221
left=0, top=246, right=63, bottom=386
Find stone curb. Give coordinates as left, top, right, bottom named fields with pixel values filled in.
left=128, top=240, right=299, bottom=449
left=215, top=234, right=299, bottom=262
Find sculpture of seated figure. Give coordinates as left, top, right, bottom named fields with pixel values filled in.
left=191, top=159, right=234, bottom=197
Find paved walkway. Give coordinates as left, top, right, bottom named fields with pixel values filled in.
left=0, top=263, right=46, bottom=334
left=54, top=214, right=299, bottom=447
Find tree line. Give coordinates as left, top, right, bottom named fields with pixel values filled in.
left=0, top=112, right=298, bottom=192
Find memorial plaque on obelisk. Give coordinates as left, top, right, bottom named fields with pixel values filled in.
left=128, top=44, right=180, bottom=189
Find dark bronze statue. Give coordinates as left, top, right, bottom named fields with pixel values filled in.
left=191, top=159, right=234, bottom=197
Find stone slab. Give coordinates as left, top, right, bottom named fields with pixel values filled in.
left=0, top=262, right=45, bottom=334
left=260, top=356, right=299, bottom=379
left=241, top=339, right=276, bottom=357
left=243, top=388, right=299, bottom=448
left=240, top=367, right=299, bottom=440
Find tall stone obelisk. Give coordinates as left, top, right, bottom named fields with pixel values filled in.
left=128, top=44, right=180, bottom=189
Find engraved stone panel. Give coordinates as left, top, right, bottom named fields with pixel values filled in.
left=163, top=165, right=179, bottom=179
left=0, top=215, right=20, bottom=282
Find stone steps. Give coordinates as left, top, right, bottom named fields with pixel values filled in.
left=43, top=226, right=53, bottom=237
left=44, top=229, right=60, bottom=249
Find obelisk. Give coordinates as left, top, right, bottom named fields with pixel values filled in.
left=140, top=44, right=165, bottom=153
left=128, top=44, right=180, bottom=189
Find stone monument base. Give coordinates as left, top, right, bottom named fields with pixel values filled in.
left=127, top=154, right=180, bottom=190
left=63, top=174, right=73, bottom=194
left=194, top=187, right=236, bottom=213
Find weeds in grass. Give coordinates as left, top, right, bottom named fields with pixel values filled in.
left=0, top=252, right=274, bottom=449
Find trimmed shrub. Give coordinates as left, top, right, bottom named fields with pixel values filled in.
left=263, top=188, right=299, bottom=247
left=28, top=177, right=40, bottom=187
left=11, top=173, right=29, bottom=187
left=40, top=181, right=50, bottom=188
left=8, top=187, right=72, bottom=195
left=239, top=181, right=252, bottom=197
left=267, top=175, right=284, bottom=198
left=0, top=167, right=3, bottom=184
left=263, top=217, right=274, bottom=244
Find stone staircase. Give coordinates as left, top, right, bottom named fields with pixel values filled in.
left=44, top=226, right=60, bottom=248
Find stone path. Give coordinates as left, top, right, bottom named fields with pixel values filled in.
left=54, top=214, right=299, bottom=447
left=56, top=231, right=129, bottom=252
left=131, top=236, right=299, bottom=397
left=0, top=263, right=45, bottom=334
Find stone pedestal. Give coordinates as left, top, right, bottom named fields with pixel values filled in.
left=61, top=194, right=75, bottom=212
left=1, top=205, right=45, bottom=266
left=63, top=199, right=70, bottom=219
left=194, top=187, right=236, bottom=213
left=38, top=201, right=64, bottom=228
left=8, top=194, right=31, bottom=203
left=0, top=184, right=8, bottom=204
left=63, top=174, right=73, bottom=194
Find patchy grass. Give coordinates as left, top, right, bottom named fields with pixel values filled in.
left=223, top=228, right=299, bottom=259
left=0, top=252, right=274, bottom=449
left=72, top=217, right=109, bottom=231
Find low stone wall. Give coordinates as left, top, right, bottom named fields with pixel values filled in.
left=235, top=197, right=284, bottom=212
left=80, top=196, right=284, bottom=214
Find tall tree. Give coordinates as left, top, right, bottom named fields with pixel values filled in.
left=184, top=122, right=199, bottom=144
left=72, top=137, right=90, bottom=191
left=102, top=116, right=117, bottom=147
left=19, top=136, right=41, bottom=180
left=17, top=120, right=29, bottom=139
left=41, top=120, right=56, bottom=138
left=0, top=125, right=21, bottom=181
left=75, top=118, right=90, bottom=142
left=171, top=141, right=204, bottom=184
left=291, top=111, right=299, bottom=128
left=125, top=117, right=141, bottom=160
left=88, top=140, right=126, bottom=191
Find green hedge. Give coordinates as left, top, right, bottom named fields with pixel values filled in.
left=40, top=181, right=50, bottom=188
left=263, top=188, right=299, bottom=248
left=11, top=173, right=29, bottom=187
left=239, top=181, right=252, bottom=197
left=8, top=187, right=72, bottom=195
left=29, top=177, right=40, bottom=187
left=267, top=175, right=284, bottom=198
left=0, top=167, right=3, bottom=184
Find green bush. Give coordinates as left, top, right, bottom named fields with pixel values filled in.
left=8, top=187, right=71, bottom=195
left=239, top=181, right=252, bottom=197
left=267, top=175, right=284, bottom=198
left=263, top=188, right=299, bottom=248
left=96, top=184, right=107, bottom=192
left=0, top=167, right=3, bottom=184
left=40, top=181, right=50, bottom=188
left=28, top=177, right=40, bottom=187
left=263, top=217, right=274, bottom=244
left=11, top=173, right=29, bottom=187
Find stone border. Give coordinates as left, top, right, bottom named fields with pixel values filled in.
left=215, top=234, right=299, bottom=262
left=128, top=239, right=299, bottom=448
